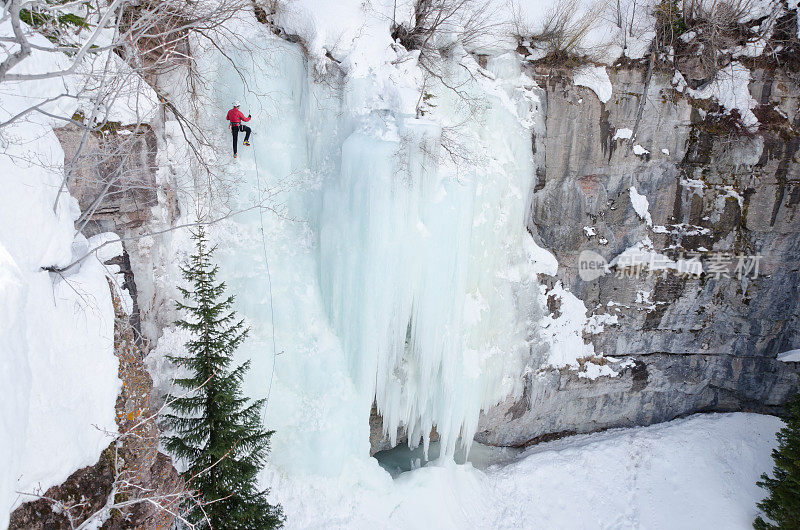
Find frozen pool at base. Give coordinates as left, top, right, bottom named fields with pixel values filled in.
left=374, top=441, right=523, bottom=478
left=355, top=413, right=781, bottom=529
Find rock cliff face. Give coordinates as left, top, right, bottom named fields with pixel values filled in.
left=54, top=124, right=159, bottom=237
left=476, top=64, right=800, bottom=447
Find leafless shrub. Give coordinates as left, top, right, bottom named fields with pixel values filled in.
left=513, top=0, right=608, bottom=66
left=391, top=0, right=511, bottom=92
left=386, top=0, right=503, bottom=170
left=392, top=0, right=503, bottom=54
left=681, top=0, right=753, bottom=31
left=659, top=0, right=760, bottom=81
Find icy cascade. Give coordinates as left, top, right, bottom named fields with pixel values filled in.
left=185, top=15, right=548, bottom=472
left=317, top=52, right=547, bottom=455
left=197, top=36, right=376, bottom=477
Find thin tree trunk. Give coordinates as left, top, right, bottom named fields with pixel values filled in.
left=626, top=50, right=655, bottom=157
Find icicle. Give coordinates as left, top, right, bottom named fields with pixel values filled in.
left=317, top=52, right=547, bottom=457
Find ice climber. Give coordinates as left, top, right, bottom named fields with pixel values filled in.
left=226, top=101, right=251, bottom=158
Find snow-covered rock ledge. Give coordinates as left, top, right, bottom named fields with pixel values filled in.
left=0, top=129, right=120, bottom=526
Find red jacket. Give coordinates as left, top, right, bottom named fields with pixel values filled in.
left=226, top=108, right=251, bottom=125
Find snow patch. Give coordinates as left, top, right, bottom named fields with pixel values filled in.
left=612, top=127, right=633, bottom=141
left=629, top=186, right=653, bottom=226
left=777, top=349, right=800, bottom=363
left=688, top=61, right=759, bottom=130
left=538, top=282, right=595, bottom=369
left=87, top=233, right=124, bottom=263
left=611, top=237, right=704, bottom=275
left=523, top=233, right=559, bottom=276
left=573, top=65, right=612, bottom=103
left=577, top=357, right=630, bottom=380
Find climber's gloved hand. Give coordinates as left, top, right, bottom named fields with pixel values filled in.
left=248, top=114, right=251, bottom=118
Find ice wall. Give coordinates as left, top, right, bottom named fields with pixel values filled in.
left=317, top=56, right=548, bottom=454
left=330, top=45, right=552, bottom=454
left=184, top=15, right=548, bottom=471
left=198, top=37, right=374, bottom=477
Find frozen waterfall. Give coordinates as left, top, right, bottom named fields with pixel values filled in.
left=200, top=23, right=548, bottom=467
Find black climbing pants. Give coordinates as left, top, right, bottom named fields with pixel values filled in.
left=231, top=124, right=251, bottom=155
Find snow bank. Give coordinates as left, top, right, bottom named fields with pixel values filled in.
left=0, top=122, right=120, bottom=523
left=0, top=17, right=125, bottom=526
left=481, top=412, right=781, bottom=529
left=0, top=243, right=30, bottom=528
left=263, top=412, right=781, bottom=528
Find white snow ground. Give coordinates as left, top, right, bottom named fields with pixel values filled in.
left=0, top=90, right=120, bottom=529
left=263, top=412, right=781, bottom=529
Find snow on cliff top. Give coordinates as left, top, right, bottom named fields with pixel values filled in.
left=688, top=61, right=760, bottom=130
left=273, top=0, right=394, bottom=65
left=573, top=65, right=612, bottom=103
left=273, top=0, right=789, bottom=83
left=273, top=0, right=659, bottom=66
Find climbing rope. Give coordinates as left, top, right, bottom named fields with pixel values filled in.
left=251, top=145, right=279, bottom=423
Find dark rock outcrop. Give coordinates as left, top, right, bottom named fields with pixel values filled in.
left=477, top=64, right=800, bottom=447
left=54, top=123, right=159, bottom=237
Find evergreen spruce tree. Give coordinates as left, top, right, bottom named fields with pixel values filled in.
left=754, top=393, right=800, bottom=529
left=162, top=225, right=283, bottom=529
